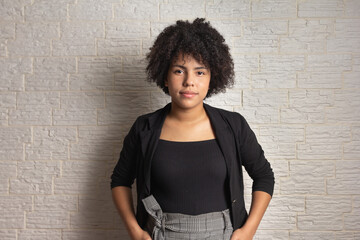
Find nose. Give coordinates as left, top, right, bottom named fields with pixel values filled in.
left=183, top=73, right=194, bottom=87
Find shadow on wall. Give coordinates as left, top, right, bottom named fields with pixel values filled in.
left=65, top=54, right=166, bottom=239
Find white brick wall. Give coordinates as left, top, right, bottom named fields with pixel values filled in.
left=0, top=0, right=359, bottom=239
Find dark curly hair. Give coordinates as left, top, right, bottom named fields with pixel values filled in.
left=146, top=18, right=234, bottom=98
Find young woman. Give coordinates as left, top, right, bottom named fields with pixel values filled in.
left=111, top=18, right=274, bottom=240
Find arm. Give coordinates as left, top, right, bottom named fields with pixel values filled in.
left=230, top=191, right=271, bottom=240
left=112, top=186, right=151, bottom=240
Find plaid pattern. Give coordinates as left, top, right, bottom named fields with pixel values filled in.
left=142, top=195, right=233, bottom=240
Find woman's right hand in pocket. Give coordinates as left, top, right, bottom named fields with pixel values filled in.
left=132, top=230, right=152, bottom=240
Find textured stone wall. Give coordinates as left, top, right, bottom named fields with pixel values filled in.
left=0, top=0, right=359, bottom=239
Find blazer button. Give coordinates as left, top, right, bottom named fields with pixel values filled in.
left=232, top=199, right=237, bottom=203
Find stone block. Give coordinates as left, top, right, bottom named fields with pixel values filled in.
left=289, top=161, right=334, bottom=178
left=150, top=91, right=171, bottom=111
left=106, top=21, right=150, bottom=39
left=297, top=143, right=341, bottom=160
left=98, top=39, right=141, bottom=56
left=25, top=0, right=70, bottom=21
left=78, top=57, right=122, bottom=74
left=0, top=196, right=32, bottom=211
left=298, top=213, right=343, bottom=231
left=70, top=140, right=116, bottom=161
left=298, top=0, right=344, bottom=17
left=204, top=91, right=241, bottom=108
left=252, top=0, right=296, bottom=18
left=235, top=106, right=279, bottom=124
left=0, top=162, right=17, bottom=178
left=305, top=125, right=351, bottom=144
left=0, top=212, right=24, bottom=229
left=205, top=0, right=250, bottom=19
left=69, top=0, right=112, bottom=21
left=0, top=127, right=31, bottom=160
left=0, top=93, right=16, bottom=108
left=18, top=230, right=62, bottom=240
left=53, top=39, right=97, bottom=56
left=326, top=90, right=360, bottom=122
left=17, top=92, right=60, bottom=110
left=62, top=161, right=110, bottom=178
left=0, top=58, right=32, bottom=91
left=61, top=92, right=104, bottom=110
left=10, top=176, right=53, bottom=194
left=0, top=230, right=16, bottom=240
left=69, top=73, right=114, bottom=91
left=281, top=175, right=325, bottom=194
left=328, top=19, right=360, bottom=52
left=34, top=195, right=77, bottom=212
left=27, top=211, right=69, bottom=229
left=257, top=210, right=296, bottom=230
left=344, top=141, right=360, bottom=160
left=54, top=177, right=99, bottom=194
left=0, top=0, right=31, bottom=21
left=0, top=22, right=15, bottom=39
left=232, top=54, right=258, bottom=89
left=305, top=196, right=352, bottom=214
left=160, top=0, right=205, bottom=20
left=327, top=161, right=360, bottom=195
left=53, top=109, right=97, bottom=126
left=78, top=126, right=123, bottom=143
left=17, top=161, right=61, bottom=178
left=114, top=0, right=159, bottom=20
left=243, top=90, right=288, bottom=108
left=290, top=231, right=335, bottom=239
left=280, top=19, right=333, bottom=53
left=62, top=230, right=128, bottom=240
left=253, top=230, right=289, bottom=240
left=344, top=0, right=360, bottom=17
left=70, top=211, right=115, bottom=229
left=9, top=109, right=52, bottom=125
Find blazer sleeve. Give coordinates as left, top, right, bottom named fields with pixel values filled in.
left=110, top=120, right=139, bottom=189
left=238, top=115, right=275, bottom=197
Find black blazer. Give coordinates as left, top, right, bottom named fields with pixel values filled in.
left=111, top=103, right=275, bottom=230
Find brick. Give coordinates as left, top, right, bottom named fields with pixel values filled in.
left=289, top=161, right=334, bottom=178
left=0, top=162, right=17, bottom=178
left=62, top=230, right=128, bottom=240
left=53, top=109, right=97, bottom=126
left=17, top=92, right=60, bottom=110
left=27, top=211, right=69, bottom=229
left=298, top=213, right=343, bottom=231
left=351, top=125, right=360, bottom=141
left=0, top=0, right=30, bottom=21
left=327, top=161, right=360, bottom=195
left=297, top=143, right=341, bottom=160
left=0, top=108, right=8, bottom=126
left=344, top=141, right=360, bottom=160
left=61, top=92, right=104, bottom=110
left=62, top=161, right=110, bottom=178
left=8, top=38, right=51, bottom=57
left=160, top=0, right=205, bottom=20
left=298, top=72, right=342, bottom=89
left=78, top=126, right=123, bottom=142
left=252, top=0, right=296, bottom=18
left=69, top=0, right=112, bottom=21
left=305, top=125, right=351, bottom=144
left=298, top=0, right=344, bottom=18
left=252, top=55, right=304, bottom=88
left=232, top=54, right=258, bottom=89
left=243, top=90, right=288, bottom=108
left=150, top=22, right=173, bottom=38
left=290, top=231, right=335, bottom=239
left=0, top=179, right=9, bottom=195
left=0, top=93, right=16, bottom=108
left=25, top=0, right=70, bottom=21
left=150, top=91, right=171, bottom=111
left=0, top=230, right=16, bottom=240
left=69, top=73, right=114, bottom=91
left=208, top=20, right=242, bottom=42
left=253, top=230, right=288, bottom=240
left=0, top=22, right=15, bottom=39
left=9, top=109, right=52, bottom=125
left=114, top=0, right=159, bottom=20
left=34, top=195, right=77, bottom=212
left=0, top=127, right=31, bottom=160
left=344, top=54, right=360, bottom=88
left=54, top=177, right=99, bottom=194
left=268, top=195, right=305, bottom=212
left=233, top=20, right=287, bottom=54
left=281, top=175, right=325, bottom=194
left=258, top=125, right=304, bottom=160
left=98, top=39, right=141, bottom=56
left=345, top=0, right=360, bottom=17
left=336, top=232, right=358, bottom=240
left=70, top=141, right=115, bottom=161
left=257, top=210, right=296, bottom=230
left=0, top=212, right=24, bottom=229
left=307, top=54, right=352, bottom=72
left=0, top=58, right=32, bottom=91
left=18, top=230, right=62, bottom=240
left=25, top=127, right=76, bottom=160
left=26, top=57, right=75, bottom=91
left=106, top=21, right=150, bottom=39
left=280, top=19, right=333, bottom=53
left=17, top=161, right=60, bottom=178
left=70, top=211, right=115, bottom=229
left=0, top=39, right=6, bottom=57
left=271, top=160, right=288, bottom=179
left=78, top=193, right=114, bottom=214
left=326, top=90, right=360, bottom=122
left=235, top=106, right=279, bottom=124
left=78, top=57, right=122, bottom=74
left=205, top=0, right=250, bottom=19
left=53, top=39, right=97, bottom=56
left=204, top=91, right=241, bottom=108
left=0, top=196, right=32, bottom=211
left=98, top=92, right=150, bottom=126
left=10, top=176, right=52, bottom=194
left=328, top=19, right=360, bottom=53
left=306, top=196, right=352, bottom=214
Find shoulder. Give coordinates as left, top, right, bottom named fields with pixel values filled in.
left=204, top=104, right=247, bottom=125
left=131, top=104, right=169, bottom=132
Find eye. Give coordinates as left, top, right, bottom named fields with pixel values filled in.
left=197, top=71, right=205, bottom=76
left=174, top=69, right=183, bottom=74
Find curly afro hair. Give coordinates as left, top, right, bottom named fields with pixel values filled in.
left=146, top=18, right=234, bottom=98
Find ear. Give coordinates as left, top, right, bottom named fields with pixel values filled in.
left=164, top=79, right=168, bottom=87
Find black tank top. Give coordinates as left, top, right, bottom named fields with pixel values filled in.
left=150, top=139, right=230, bottom=215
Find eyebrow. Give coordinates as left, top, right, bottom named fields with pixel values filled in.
left=172, top=64, right=208, bottom=70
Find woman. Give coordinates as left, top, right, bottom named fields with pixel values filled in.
left=111, top=18, right=274, bottom=240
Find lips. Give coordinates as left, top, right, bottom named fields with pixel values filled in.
left=180, top=90, right=198, bottom=98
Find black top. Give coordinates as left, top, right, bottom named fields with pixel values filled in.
left=150, top=139, right=230, bottom=215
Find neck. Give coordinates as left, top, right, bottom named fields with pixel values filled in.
left=168, top=102, right=206, bottom=123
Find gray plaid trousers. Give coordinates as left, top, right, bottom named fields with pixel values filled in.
left=142, top=195, right=234, bottom=240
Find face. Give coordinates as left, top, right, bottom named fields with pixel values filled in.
left=165, top=54, right=211, bottom=111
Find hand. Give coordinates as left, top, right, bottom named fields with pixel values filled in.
left=131, top=229, right=152, bottom=240
left=230, top=228, right=254, bottom=240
